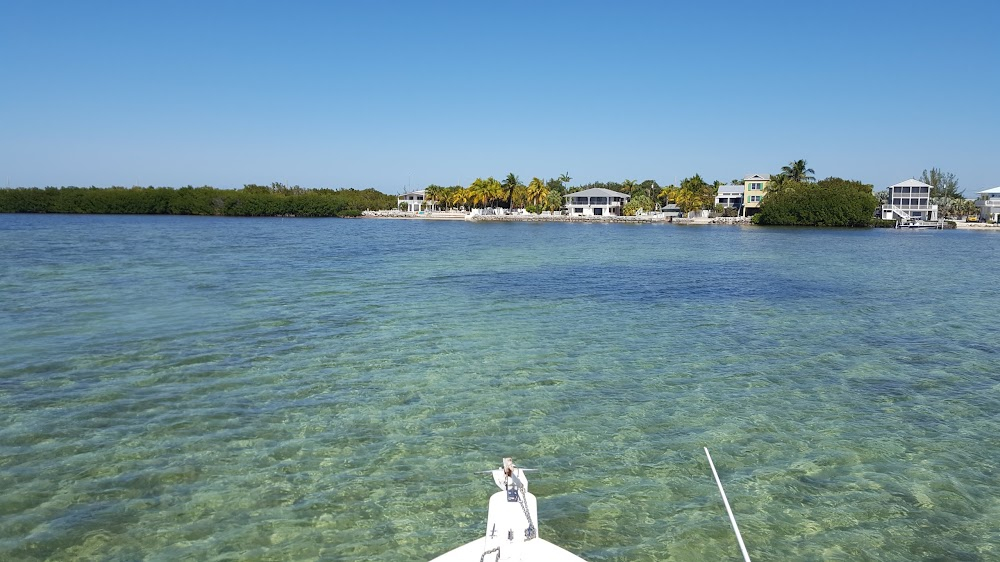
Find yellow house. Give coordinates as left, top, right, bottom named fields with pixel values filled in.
left=741, top=174, right=770, bottom=216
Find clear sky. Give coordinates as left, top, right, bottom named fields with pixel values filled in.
left=2, top=0, right=998, bottom=194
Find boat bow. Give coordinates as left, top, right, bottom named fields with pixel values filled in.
left=430, top=458, right=587, bottom=562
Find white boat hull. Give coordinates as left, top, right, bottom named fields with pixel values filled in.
left=430, top=459, right=587, bottom=561
left=431, top=536, right=586, bottom=562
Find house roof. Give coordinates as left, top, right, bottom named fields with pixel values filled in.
left=564, top=188, right=630, bottom=199
left=717, top=185, right=744, bottom=194
left=978, top=186, right=1000, bottom=194
left=398, top=189, right=425, bottom=197
left=889, top=179, right=932, bottom=188
left=743, top=174, right=770, bottom=181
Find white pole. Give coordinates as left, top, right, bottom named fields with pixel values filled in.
left=704, top=447, right=751, bottom=562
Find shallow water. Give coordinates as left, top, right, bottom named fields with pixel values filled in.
left=1, top=214, right=999, bottom=561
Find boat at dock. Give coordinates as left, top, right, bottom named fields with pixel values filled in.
left=895, top=218, right=945, bottom=229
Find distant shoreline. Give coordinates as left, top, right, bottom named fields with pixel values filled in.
left=362, top=210, right=1000, bottom=229
left=360, top=210, right=752, bottom=225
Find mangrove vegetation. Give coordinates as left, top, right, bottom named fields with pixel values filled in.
left=0, top=184, right=395, bottom=217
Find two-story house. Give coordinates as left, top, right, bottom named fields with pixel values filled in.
left=879, top=179, right=938, bottom=221
left=976, top=186, right=1000, bottom=222
left=715, top=184, right=744, bottom=212
left=741, top=174, right=770, bottom=216
left=397, top=190, right=436, bottom=212
left=563, top=188, right=631, bottom=217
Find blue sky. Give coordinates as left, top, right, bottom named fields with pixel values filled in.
left=2, top=1, right=998, bottom=193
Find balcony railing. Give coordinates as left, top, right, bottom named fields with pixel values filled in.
left=886, top=203, right=938, bottom=211
left=568, top=198, right=622, bottom=206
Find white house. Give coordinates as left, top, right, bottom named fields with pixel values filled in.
left=397, top=190, right=436, bottom=212
left=880, top=179, right=938, bottom=221
left=715, top=184, right=744, bottom=211
left=564, top=188, right=630, bottom=217
left=976, top=186, right=1000, bottom=222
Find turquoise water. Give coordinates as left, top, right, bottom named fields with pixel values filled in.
left=2, top=214, right=999, bottom=561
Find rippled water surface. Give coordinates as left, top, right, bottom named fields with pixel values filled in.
left=2, top=214, right=1000, bottom=561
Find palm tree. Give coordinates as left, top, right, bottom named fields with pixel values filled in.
left=658, top=185, right=675, bottom=206
left=468, top=178, right=489, bottom=208
left=454, top=186, right=470, bottom=210
left=558, top=172, right=571, bottom=184
left=438, top=187, right=455, bottom=210
left=671, top=174, right=716, bottom=214
left=780, top=160, right=816, bottom=182
left=545, top=190, right=564, bottom=212
left=767, top=174, right=792, bottom=195
left=639, top=180, right=660, bottom=202
left=526, top=177, right=548, bottom=207
left=515, top=184, right=531, bottom=209
left=622, top=179, right=638, bottom=196
left=423, top=185, right=441, bottom=211
left=501, top=173, right=522, bottom=209
left=483, top=177, right=504, bottom=208
left=958, top=198, right=978, bottom=218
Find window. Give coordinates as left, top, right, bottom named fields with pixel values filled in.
left=574, top=207, right=583, bottom=213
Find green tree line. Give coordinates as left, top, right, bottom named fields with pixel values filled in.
left=0, top=184, right=396, bottom=217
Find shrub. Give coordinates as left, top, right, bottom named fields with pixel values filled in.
left=756, top=178, right=879, bottom=227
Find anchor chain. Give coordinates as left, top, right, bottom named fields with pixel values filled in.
left=507, top=473, right=536, bottom=541
left=517, top=488, right=536, bottom=540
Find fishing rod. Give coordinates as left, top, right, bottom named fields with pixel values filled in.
left=705, top=447, right=752, bottom=562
